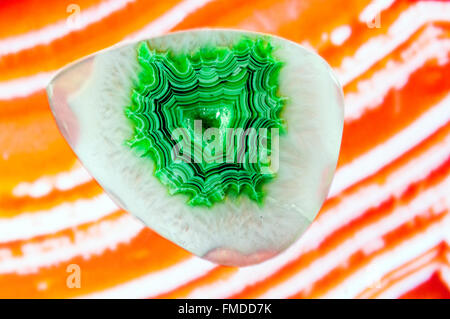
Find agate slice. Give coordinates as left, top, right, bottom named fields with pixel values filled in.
left=47, top=29, right=344, bottom=266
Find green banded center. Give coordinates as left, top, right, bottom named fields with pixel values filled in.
left=125, top=37, right=287, bottom=207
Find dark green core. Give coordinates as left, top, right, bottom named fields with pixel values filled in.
left=125, top=37, right=287, bottom=207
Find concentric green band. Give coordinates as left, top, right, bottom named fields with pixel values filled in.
left=125, top=37, right=287, bottom=207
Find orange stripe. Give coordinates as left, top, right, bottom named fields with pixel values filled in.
left=318, top=0, right=411, bottom=68
left=234, top=140, right=450, bottom=298
left=0, top=90, right=49, bottom=118
left=0, top=0, right=183, bottom=81
left=342, top=21, right=450, bottom=95
left=289, top=213, right=447, bottom=298
left=0, top=180, right=102, bottom=218
left=155, top=266, right=235, bottom=299
left=174, top=0, right=372, bottom=49
left=0, top=211, right=190, bottom=298
left=400, top=271, right=450, bottom=299
left=339, top=60, right=450, bottom=167
left=0, top=108, right=76, bottom=192
left=154, top=123, right=450, bottom=298
left=0, top=0, right=104, bottom=38
left=358, top=243, right=448, bottom=298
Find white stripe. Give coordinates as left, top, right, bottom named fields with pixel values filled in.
left=188, top=176, right=450, bottom=298
left=329, top=94, right=450, bottom=196
left=0, top=0, right=136, bottom=57
left=375, top=264, right=439, bottom=299
left=0, top=72, right=53, bottom=100
left=330, top=25, right=352, bottom=46
left=304, top=132, right=450, bottom=253
left=265, top=212, right=449, bottom=299
left=0, top=194, right=118, bottom=243
left=323, top=221, right=448, bottom=299
left=0, top=213, right=143, bottom=274
left=359, top=0, right=395, bottom=23
left=0, top=0, right=214, bottom=101
left=357, top=247, right=438, bottom=298
left=344, top=25, right=450, bottom=121
left=83, top=257, right=216, bottom=298
left=12, top=163, right=92, bottom=198
left=336, top=1, right=450, bottom=85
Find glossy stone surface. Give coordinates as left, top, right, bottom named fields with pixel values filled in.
left=47, top=29, right=344, bottom=266
left=126, top=38, right=286, bottom=207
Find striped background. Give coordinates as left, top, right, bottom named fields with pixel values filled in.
left=0, top=0, right=449, bottom=298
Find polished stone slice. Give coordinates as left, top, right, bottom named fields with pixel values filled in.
left=47, top=29, right=344, bottom=266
